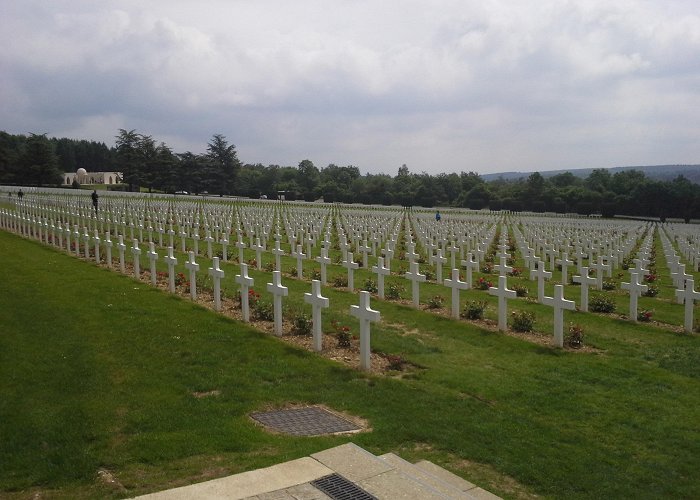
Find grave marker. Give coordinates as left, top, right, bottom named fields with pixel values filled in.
left=208, top=257, right=225, bottom=311
left=267, top=270, right=289, bottom=336
left=350, top=291, right=381, bottom=371
left=235, top=263, right=254, bottom=322
left=542, top=285, right=576, bottom=347
left=444, top=268, right=470, bottom=319
left=185, top=251, right=200, bottom=300
left=488, top=275, right=517, bottom=332
left=304, top=279, right=329, bottom=352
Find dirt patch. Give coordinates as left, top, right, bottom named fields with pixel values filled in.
left=97, top=469, right=126, bottom=493
left=192, top=390, right=221, bottom=398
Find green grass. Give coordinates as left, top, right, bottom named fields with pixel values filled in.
left=1, top=230, right=699, bottom=499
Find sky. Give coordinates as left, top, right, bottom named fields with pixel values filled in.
left=1, top=0, right=699, bottom=176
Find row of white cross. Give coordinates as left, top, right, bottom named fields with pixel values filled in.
left=4, top=198, right=700, bottom=351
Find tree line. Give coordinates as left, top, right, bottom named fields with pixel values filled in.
left=1, top=129, right=698, bottom=220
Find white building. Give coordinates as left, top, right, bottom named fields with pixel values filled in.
left=63, top=168, right=122, bottom=186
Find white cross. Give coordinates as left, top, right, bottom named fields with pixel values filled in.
left=164, top=246, right=178, bottom=293
left=630, top=259, right=647, bottom=277
left=621, top=272, right=648, bottom=322
left=304, top=279, right=329, bottom=352
left=358, top=240, right=371, bottom=268
left=294, top=244, right=306, bottom=279
left=192, top=231, right=200, bottom=256
left=117, top=235, right=126, bottom=273
left=185, top=251, right=200, bottom=300
left=405, top=242, right=419, bottom=264
left=573, top=247, right=587, bottom=273
left=64, top=223, right=71, bottom=252
left=350, top=291, right=381, bottom=371
left=556, top=252, right=574, bottom=284
left=488, top=275, right=517, bottom=332
left=82, top=227, right=90, bottom=259
left=672, top=264, right=692, bottom=294
left=92, top=229, right=101, bottom=264
left=104, top=232, right=113, bottom=268
left=179, top=228, right=187, bottom=252
left=272, top=240, right=285, bottom=271
left=676, top=278, right=700, bottom=333
left=235, top=263, right=255, bottom=322
left=208, top=257, right=225, bottom=311
left=434, top=248, right=447, bottom=283
left=530, top=260, right=552, bottom=303
left=204, top=231, right=215, bottom=259
left=252, top=238, right=265, bottom=270
left=382, top=245, right=394, bottom=270
left=590, top=256, right=611, bottom=290
left=542, top=284, right=576, bottom=347
left=405, top=261, right=426, bottom=308
left=371, top=256, right=391, bottom=299
left=460, top=252, right=478, bottom=289
left=306, top=234, right=314, bottom=260
left=523, top=248, right=538, bottom=270
left=572, top=266, right=596, bottom=312
left=343, top=252, right=360, bottom=291
left=316, top=247, right=331, bottom=285
left=494, top=256, right=513, bottom=277
left=147, top=241, right=159, bottom=286
left=131, top=239, right=142, bottom=279
left=220, top=234, right=229, bottom=261
left=447, top=242, right=459, bottom=269
left=266, top=270, right=288, bottom=336
left=444, top=268, right=470, bottom=319
left=236, top=234, right=247, bottom=263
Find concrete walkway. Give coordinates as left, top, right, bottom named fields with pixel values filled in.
left=134, top=443, right=501, bottom=499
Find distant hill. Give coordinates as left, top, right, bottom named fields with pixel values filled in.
left=481, top=165, right=700, bottom=184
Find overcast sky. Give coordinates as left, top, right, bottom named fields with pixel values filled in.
left=1, top=0, right=699, bottom=175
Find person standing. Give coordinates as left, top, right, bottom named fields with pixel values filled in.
left=91, top=190, right=99, bottom=212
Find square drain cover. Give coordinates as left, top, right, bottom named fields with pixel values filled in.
left=250, top=406, right=361, bottom=436
left=312, top=473, right=377, bottom=499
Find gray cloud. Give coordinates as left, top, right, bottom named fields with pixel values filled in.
left=1, top=0, right=698, bottom=175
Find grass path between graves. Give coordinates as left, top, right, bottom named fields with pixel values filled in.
left=1, top=230, right=699, bottom=500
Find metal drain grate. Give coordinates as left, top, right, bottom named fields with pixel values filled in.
left=250, top=406, right=361, bottom=436
left=311, top=473, right=377, bottom=500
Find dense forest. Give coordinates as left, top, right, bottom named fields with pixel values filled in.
left=1, top=130, right=698, bottom=220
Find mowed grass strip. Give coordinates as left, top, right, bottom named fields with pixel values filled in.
left=1, top=230, right=699, bottom=499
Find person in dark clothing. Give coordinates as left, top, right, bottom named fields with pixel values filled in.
left=91, top=190, right=99, bottom=212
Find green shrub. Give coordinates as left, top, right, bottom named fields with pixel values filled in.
left=332, top=275, right=348, bottom=288
left=511, top=310, right=535, bottom=332
left=462, top=300, right=487, bottom=320
left=513, top=284, right=529, bottom=297
left=363, top=278, right=378, bottom=294
left=289, top=311, right=312, bottom=335
left=385, top=282, right=404, bottom=300
left=589, top=295, right=616, bottom=313
left=567, top=323, right=584, bottom=348
left=252, top=299, right=274, bottom=321
left=426, top=295, right=445, bottom=309
left=602, top=280, right=616, bottom=291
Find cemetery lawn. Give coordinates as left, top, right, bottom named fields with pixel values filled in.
left=1, top=231, right=699, bottom=500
